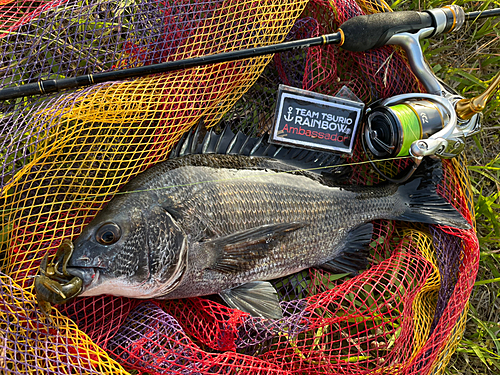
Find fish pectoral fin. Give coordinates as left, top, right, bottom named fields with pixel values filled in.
left=205, top=222, right=305, bottom=274
left=318, top=223, right=373, bottom=275
left=219, top=281, right=283, bottom=320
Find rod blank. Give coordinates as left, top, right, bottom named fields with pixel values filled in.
left=465, top=8, right=500, bottom=20
left=0, top=33, right=342, bottom=101
left=1, top=6, right=499, bottom=101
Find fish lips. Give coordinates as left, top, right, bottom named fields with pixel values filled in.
left=65, top=257, right=108, bottom=291
left=65, top=266, right=99, bottom=288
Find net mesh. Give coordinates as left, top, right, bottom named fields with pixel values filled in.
left=0, top=0, right=479, bottom=374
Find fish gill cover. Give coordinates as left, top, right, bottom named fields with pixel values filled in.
left=0, top=0, right=478, bottom=374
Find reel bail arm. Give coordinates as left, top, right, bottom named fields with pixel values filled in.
left=362, top=6, right=499, bottom=181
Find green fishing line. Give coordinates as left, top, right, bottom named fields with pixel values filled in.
left=390, top=104, right=422, bottom=157
left=0, top=156, right=411, bottom=215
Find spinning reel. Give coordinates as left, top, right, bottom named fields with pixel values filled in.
left=0, top=4, right=498, bottom=184
left=361, top=5, right=500, bottom=182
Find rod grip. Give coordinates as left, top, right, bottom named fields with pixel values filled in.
left=339, top=11, right=433, bottom=52
left=339, top=6, right=465, bottom=52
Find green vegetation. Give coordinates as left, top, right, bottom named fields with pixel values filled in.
left=1, top=0, right=499, bottom=373
left=403, top=0, right=500, bottom=373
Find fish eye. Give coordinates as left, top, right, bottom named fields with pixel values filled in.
left=96, top=222, right=121, bottom=245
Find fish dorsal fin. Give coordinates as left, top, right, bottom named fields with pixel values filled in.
left=169, top=118, right=348, bottom=179
left=215, top=124, right=235, bottom=154
left=204, top=222, right=305, bottom=274
left=219, top=281, right=283, bottom=320
left=227, top=130, right=249, bottom=155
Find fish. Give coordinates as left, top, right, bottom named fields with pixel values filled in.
left=62, top=121, right=470, bottom=320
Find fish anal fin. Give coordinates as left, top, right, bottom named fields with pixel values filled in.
left=206, top=222, right=305, bottom=274
left=219, top=281, right=283, bottom=320
left=319, top=223, right=372, bottom=275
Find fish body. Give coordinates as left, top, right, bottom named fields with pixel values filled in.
left=65, top=125, right=470, bottom=319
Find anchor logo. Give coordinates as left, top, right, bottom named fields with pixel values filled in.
left=283, top=106, right=294, bottom=122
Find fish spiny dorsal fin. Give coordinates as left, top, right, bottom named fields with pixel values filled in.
left=189, top=122, right=202, bottom=155
left=262, top=141, right=281, bottom=158
left=169, top=119, right=206, bottom=158
left=203, top=125, right=222, bottom=154
left=200, top=123, right=213, bottom=154
left=246, top=135, right=264, bottom=156
left=215, top=123, right=235, bottom=154
left=169, top=132, right=185, bottom=159
left=169, top=117, right=349, bottom=180
left=178, top=128, right=195, bottom=157
left=227, top=130, right=250, bottom=155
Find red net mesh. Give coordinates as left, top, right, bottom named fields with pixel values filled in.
left=0, top=0, right=479, bottom=374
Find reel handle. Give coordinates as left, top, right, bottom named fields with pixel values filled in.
left=339, top=5, right=465, bottom=52
left=456, top=71, right=500, bottom=120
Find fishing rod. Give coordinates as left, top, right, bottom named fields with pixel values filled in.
left=355, top=5, right=500, bottom=182
left=0, top=5, right=499, bottom=101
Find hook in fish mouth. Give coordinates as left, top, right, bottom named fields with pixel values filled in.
left=34, top=239, right=83, bottom=322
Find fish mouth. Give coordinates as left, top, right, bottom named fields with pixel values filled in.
left=65, top=266, right=102, bottom=291
left=66, top=252, right=108, bottom=291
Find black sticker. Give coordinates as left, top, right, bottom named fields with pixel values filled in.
left=271, top=85, right=364, bottom=154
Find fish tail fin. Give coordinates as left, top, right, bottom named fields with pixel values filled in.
left=394, top=160, right=471, bottom=230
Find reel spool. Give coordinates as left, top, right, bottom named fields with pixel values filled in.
left=364, top=99, right=449, bottom=159
left=360, top=73, right=499, bottom=181
left=361, top=94, right=459, bottom=183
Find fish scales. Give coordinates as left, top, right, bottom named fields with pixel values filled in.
left=147, top=164, right=396, bottom=299
left=73, top=155, right=391, bottom=297
left=40, top=129, right=470, bottom=320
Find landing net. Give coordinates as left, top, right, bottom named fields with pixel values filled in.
left=0, top=0, right=478, bottom=374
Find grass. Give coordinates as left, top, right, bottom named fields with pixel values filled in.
left=0, top=0, right=499, bottom=373
left=401, top=0, right=500, bottom=373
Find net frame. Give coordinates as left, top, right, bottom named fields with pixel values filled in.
left=0, top=0, right=479, bottom=374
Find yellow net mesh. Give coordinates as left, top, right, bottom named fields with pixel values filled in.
left=0, top=0, right=479, bottom=374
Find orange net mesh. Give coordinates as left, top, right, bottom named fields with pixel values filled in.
left=0, top=0, right=478, bottom=374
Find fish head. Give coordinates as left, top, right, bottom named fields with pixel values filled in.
left=67, top=196, right=188, bottom=299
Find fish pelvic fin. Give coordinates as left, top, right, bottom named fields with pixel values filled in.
left=205, top=222, right=305, bottom=274
left=393, top=161, right=471, bottom=230
left=219, top=281, right=283, bottom=320
left=319, top=223, right=372, bottom=275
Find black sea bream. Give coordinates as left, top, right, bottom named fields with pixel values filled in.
left=65, top=123, right=470, bottom=319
